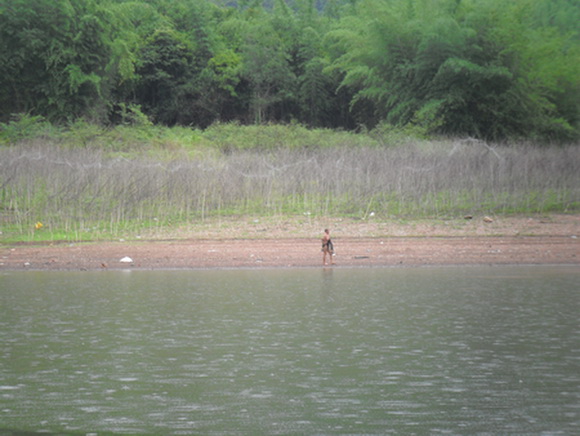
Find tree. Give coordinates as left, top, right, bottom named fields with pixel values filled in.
left=474, top=0, right=580, bottom=141
left=2, top=0, right=577, bottom=139
left=326, top=0, right=580, bottom=140
left=239, top=16, right=295, bottom=124
left=0, top=0, right=134, bottom=123
left=133, top=28, right=198, bottom=125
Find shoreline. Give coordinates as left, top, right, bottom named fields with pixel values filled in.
left=1, top=215, right=578, bottom=271
left=1, top=234, right=578, bottom=271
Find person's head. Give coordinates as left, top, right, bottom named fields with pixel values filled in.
left=324, top=228, right=329, bottom=234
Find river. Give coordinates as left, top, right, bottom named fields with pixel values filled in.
left=1, top=266, right=579, bottom=434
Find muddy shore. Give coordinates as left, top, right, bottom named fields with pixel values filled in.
left=1, top=215, right=578, bottom=270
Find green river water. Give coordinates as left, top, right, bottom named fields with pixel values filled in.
left=1, top=266, right=579, bottom=435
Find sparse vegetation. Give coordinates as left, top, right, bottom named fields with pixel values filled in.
left=1, top=123, right=578, bottom=242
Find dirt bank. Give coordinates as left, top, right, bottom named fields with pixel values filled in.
left=1, top=215, right=578, bottom=270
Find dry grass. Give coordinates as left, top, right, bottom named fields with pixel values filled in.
left=1, top=138, right=579, bottom=241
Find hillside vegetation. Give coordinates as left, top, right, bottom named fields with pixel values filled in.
left=1, top=121, right=579, bottom=242
left=2, top=0, right=579, bottom=241
left=1, top=0, right=579, bottom=141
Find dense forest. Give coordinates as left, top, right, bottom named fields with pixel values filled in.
left=1, top=0, right=579, bottom=141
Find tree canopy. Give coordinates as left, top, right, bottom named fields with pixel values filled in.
left=1, top=0, right=579, bottom=141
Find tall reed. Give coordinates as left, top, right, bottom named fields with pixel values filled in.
left=1, top=139, right=578, bottom=240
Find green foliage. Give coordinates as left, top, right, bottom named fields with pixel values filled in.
left=134, top=28, right=199, bottom=124
left=328, top=0, right=580, bottom=141
left=201, top=121, right=375, bottom=151
left=1, top=0, right=578, bottom=141
left=0, top=0, right=126, bottom=122
left=239, top=10, right=296, bottom=124
left=0, top=114, right=59, bottom=145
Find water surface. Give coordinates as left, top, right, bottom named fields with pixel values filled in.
left=1, top=266, right=579, bottom=434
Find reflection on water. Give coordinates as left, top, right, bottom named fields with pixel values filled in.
left=1, top=266, right=579, bottom=435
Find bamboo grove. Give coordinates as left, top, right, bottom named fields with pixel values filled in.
left=1, top=0, right=580, bottom=142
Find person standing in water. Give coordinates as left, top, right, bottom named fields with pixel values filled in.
left=321, top=228, right=334, bottom=265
